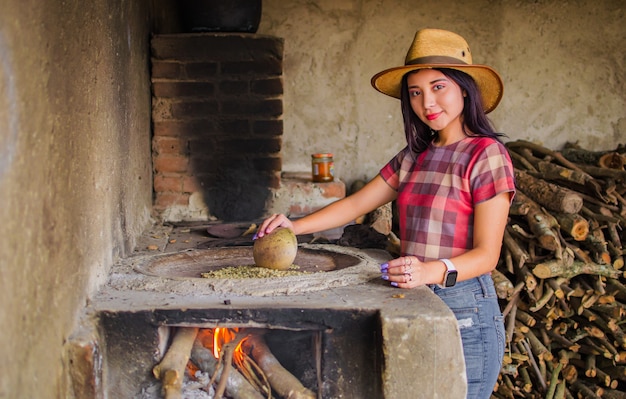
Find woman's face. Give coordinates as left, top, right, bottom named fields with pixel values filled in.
left=406, top=69, right=465, bottom=135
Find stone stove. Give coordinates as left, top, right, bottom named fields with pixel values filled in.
left=67, top=224, right=467, bottom=399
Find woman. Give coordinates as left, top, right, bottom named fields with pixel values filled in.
left=256, top=28, right=516, bottom=398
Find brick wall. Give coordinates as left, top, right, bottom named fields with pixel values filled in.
left=150, top=33, right=284, bottom=222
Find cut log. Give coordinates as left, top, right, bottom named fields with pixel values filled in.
left=507, top=140, right=587, bottom=173
left=515, top=169, right=584, bottom=215
left=509, top=143, right=605, bottom=200
left=505, top=300, right=518, bottom=345
left=598, top=152, right=625, bottom=170
left=502, top=282, right=525, bottom=318
left=529, top=284, right=555, bottom=312
left=519, top=338, right=547, bottom=391
left=526, top=328, right=553, bottom=361
left=558, top=229, right=594, bottom=263
left=545, top=362, right=563, bottom=399
left=515, top=191, right=561, bottom=253
left=583, top=226, right=612, bottom=265
left=492, top=268, right=515, bottom=299
left=519, top=366, right=533, bottom=393
left=534, top=160, right=603, bottom=198
left=532, top=260, right=622, bottom=280
left=601, top=388, right=626, bottom=399
left=576, top=163, right=626, bottom=181
left=553, top=213, right=589, bottom=241
left=560, top=146, right=622, bottom=167
left=611, top=253, right=624, bottom=271
left=516, top=308, right=537, bottom=327
left=153, top=327, right=199, bottom=399
left=243, top=333, right=316, bottom=399
left=510, top=198, right=531, bottom=216
left=503, top=228, right=530, bottom=271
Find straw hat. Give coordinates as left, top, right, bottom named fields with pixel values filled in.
left=371, top=28, right=503, bottom=113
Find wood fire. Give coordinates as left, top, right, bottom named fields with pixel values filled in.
left=153, top=327, right=317, bottom=399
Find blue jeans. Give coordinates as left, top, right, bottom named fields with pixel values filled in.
left=430, top=273, right=505, bottom=399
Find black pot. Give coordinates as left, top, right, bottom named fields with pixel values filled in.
left=179, top=0, right=262, bottom=33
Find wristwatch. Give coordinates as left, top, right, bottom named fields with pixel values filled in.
left=439, top=259, right=458, bottom=288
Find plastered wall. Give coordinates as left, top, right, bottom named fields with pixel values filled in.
left=0, top=1, right=153, bottom=398
left=259, top=0, right=626, bottom=185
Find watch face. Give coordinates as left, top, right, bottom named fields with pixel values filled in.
left=445, top=270, right=458, bottom=287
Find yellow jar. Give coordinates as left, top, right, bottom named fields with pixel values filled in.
left=311, top=153, right=334, bottom=182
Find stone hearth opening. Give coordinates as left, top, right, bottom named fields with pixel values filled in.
left=101, top=308, right=383, bottom=399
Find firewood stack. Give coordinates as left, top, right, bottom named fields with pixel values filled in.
left=492, top=140, right=626, bottom=399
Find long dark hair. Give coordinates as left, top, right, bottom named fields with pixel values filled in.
left=400, top=68, right=505, bottom=155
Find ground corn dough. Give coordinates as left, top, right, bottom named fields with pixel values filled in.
left=200, top=264, right=309, bottom=279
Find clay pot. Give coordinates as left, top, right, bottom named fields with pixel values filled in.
left=179, top=0, right=262, bottom=33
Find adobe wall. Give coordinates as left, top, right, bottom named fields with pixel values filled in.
left=0, top=1, right=153, bottom=398
left=259, top=0, right=626, bottom=184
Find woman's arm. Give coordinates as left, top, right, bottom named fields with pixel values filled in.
left=256, top=174, right=397, bottom=238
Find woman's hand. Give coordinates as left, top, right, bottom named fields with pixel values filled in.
left=380, top=256, right=432, bottom=289
left=254, top=213, right=294, bottom=239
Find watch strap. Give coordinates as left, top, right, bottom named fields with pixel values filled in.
left=439, top=258, right=458, bottom=288
left=441, top=258, right=456, bottom=272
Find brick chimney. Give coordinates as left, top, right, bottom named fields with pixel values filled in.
left=150, top=33, right=284, bottom=222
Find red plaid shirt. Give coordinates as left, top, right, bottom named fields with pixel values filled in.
left=380, top=137, right=515, bottom=261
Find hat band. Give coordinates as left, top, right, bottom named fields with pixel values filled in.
left=406, top=55, right=468, bottom=66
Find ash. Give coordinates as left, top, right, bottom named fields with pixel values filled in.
left=134, top=371, right=216, bottom=399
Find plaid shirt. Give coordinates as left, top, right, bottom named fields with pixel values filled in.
left=380, top=137, right=515, bottom=261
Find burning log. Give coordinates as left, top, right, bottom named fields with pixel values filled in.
left=190, top=334, right=264, bottom=399
left=153, top=327, right=199, bottom=399
left=243, top=333, right=316, bottom=399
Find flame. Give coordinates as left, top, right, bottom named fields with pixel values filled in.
left=196, top=328, right=272, bottom=397
left=212, top=327, right=247, bottom=365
